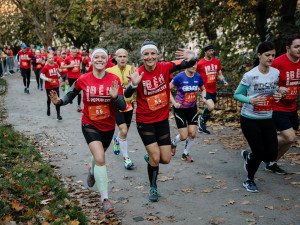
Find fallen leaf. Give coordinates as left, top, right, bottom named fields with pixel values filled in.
left=228, top=200, right=236, bottom=205
left=205, top=175, right=213, bottom=179
left=241, top=201, right=251, bottom=205
left=202, top=189, right=212, bottom=193
left=68, top=220, right=80, bottom=225
left=275, top=206, right=291, bottom=210
left=209, top=217, right=226, bottom=224
left=265, top=206, right=274, bottom=210
left=41, top=186, right=50, bottom=192
left=146, top=215, right=159, bottom=221
left=121, top=199, right=129, bottom=204
left=181, top=188, right=195, bottom=193
left=11, top=200, right=24, bottom=211
left=295, top=205, right=300, bottom=208
left=240, top=211, right=253, bottom=216
left=291, top=182, right=300, bottom=185
left=283, top=177, right=292, bottom=180
left=158, top=175, right=174, bottom=182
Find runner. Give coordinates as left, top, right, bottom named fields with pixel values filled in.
left=234, top=42, right=281, bottom=192
left=56, top=51, right=69, bottom=93
left=40, top=53, right=62, bottom=120
left=32, top=49, right=44, bottom=91
left=17, top=44, right=34, bottom=94
left=264, top=34, right=300, bottom=174
left=124, top=40, right=197, bottom=202
left=196, top=44, right=228, bottom=134
left=106, top=48, right=134, bottom=169
left=170, top=64, right=206, bottom=162
left=61, top=46, right=83, bottom=111
left=49, top=48, right=126, bottom=214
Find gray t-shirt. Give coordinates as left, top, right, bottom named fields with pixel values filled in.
left=241, top=66, right=279, bottom=119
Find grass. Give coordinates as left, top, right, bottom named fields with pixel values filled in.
left=0, top=78, right=88, bottom=224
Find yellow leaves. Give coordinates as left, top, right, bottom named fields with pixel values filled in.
left=241, top=200, right=251, bottom=205
left=11, top=200, right=24, bottom=211
left=181, top=188, right=195, bottom=193
left=157, top=175, right=174, bottom=182
left=68, top=220, right=80, bottom=225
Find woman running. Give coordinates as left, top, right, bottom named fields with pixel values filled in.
left=32, top=49, right=44, bottom=91
left=49, top=48, right=126, bottom=213
left=125, top=40, right=197, bottom=202
left=40, top=54, right=62, bottom=120
left=234, top=42, right=282, bottom=192
left=170, top=64, right=206, bottom=162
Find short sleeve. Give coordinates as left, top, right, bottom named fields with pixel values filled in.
left=41, top=66, right=47, bottom=75
left=172, top=74, right=181, bottom=87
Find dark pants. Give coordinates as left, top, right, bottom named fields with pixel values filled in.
left=240, top=116, right=278, bottom=179
left=68, top=78, right=81, bottom=106
left=21, top=68, right=31, bottom=88
left=34, top=69, right=43, bottom=88
left=46, top=87, right=60, bottom=116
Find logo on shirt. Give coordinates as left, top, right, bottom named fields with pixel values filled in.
left=182, top=86, right=198, bottom=92
left=205, top=64, right=218, bottom=75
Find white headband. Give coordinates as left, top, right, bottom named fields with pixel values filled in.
left=140, top=44, right=158, bottom=55
left=91, top=48, right=108, bottom=61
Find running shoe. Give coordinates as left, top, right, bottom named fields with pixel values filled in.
left=241, top=150, right=250, bottom=173
left=198, top=116, right=210, bottom=134
left=24, top=88, right=27, bottom=93
left=243, top=179, right=259, bottom=193
left=112, top=137, right=120, bottom=155
left=181, top=153, right=194, bottom=162
left=86, top=163, right=95, bottom=187
left=124, top=157, right=133, bottom=169
left=57, top=115, right=63, bottom=120
left=61, top=86, right=65, bottom=92
left=171, top=141, right=176, bottom=156
left=26, top=89, right=30, bottom=94
left=77, top=105, right=83, bottom=112
left=265, top=163, right=287, bottom=175
left=148, top=187, right=159, bottom=202
left=144, top=154, right=149, bottom=163
left=40, top=87, right=43, bottom=91
left=102, top=199, right=114, bottom=214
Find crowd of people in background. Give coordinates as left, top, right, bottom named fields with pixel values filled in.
left=1, top=33, right=299, bottom=213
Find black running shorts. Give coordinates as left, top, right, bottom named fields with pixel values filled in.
left=173, top=106, right=198, bottom=129
left=82, top=124, right=114, bottom=148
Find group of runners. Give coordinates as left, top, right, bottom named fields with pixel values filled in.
left=14, top=33, right=299, bottom=213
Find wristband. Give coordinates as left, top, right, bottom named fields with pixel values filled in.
left=221, top=78, right=227, bottom=84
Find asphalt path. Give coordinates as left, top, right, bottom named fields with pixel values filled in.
left=3, top=73, right=300, bottom=225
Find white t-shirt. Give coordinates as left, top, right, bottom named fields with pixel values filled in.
left=241, top=66, right=280, bottom=119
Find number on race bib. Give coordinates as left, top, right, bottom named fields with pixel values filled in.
left=88, top=105, right=110, bottom=120
left=253, top=96, right=274, bottom=111
left=207, top=74, right=217, bottom=84
left=184, top=92, right=197, bottom=103
left=120, top=101, right=133, bottom=112
left=146, top=92, right=168, bottom=111
left=285, top=86, right=300, bottom=100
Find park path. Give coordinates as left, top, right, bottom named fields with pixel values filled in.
left=3, top=73, right=300, bottom=225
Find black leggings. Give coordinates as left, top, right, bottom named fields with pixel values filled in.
left=21, top=68, right=31, bottom=88
left=240, top=116, right=278, bottom=179
left=68, top=78, right=81, bottom=105
left=46, top=87, right=60, bottom=116
left=34, top=69, right=43, bottom=88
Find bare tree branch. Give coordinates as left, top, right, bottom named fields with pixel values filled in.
left=54, top=0, right=75, bottom=28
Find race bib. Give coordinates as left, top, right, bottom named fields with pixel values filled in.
left=36, top=64, right=42, bottom=69
left=253, top=96, right=274, bottom=111
left=285, top=86, right=299, bottom=100
left=120, top=101, right=133, bottom=112
left=49, top=79, right=58, bottom=86
left=184, top=92, right=197, bottom=103
left=21, top=61, right=28, bottom=67
left=207, top=74, right=217, bottom=84
left=71, top=66, right=80, bottom=73
left=88, top=105, right=110, bottom=120
left=146, top=92, right=168, bottom=111
left=62, top=68, right=68, bottom=73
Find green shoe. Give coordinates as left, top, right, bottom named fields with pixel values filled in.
left=144, top=154, right=149, bottom=163
left=112, top=136, right=120, bottom=155
left=124, top=157, right=133, bottom=169
left=148, top=187, right=159, bottom=202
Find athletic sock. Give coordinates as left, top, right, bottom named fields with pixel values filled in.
left=147, top=164, right=159, bottom=188
left=94, top=165, right=108, bottom=202
left=172, top=134, right=181, bottom=146
left=119, top=138, right=128, bottom=158
left=202, top=107, right=211, bottom=124
left=117, top=132, right=120, bottom=142
left=90, top=156, right=95, bottom=175
left=184, top=137, right=194, bottom=155
left=65, top=85, right=70, bottom=93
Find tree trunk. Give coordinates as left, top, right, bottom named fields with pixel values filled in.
left=254, top=0, right=267, bottom=42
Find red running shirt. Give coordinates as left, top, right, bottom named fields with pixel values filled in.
left=136, top=62, right=173, bottom=123
left=64, top=56, right=82, bottom=79
left=75, top=72, right=123, bottom=131
left=196, top=58, right=222, bottom=93
left=272, top=54, right=300, bottom=112
left=18, top=51, right=34, bottom=69
left=33, top=55, right=44, bottom=70
left=41, top=64, right=60, bottom=89
left=56, top=57, right=68, bottom=75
